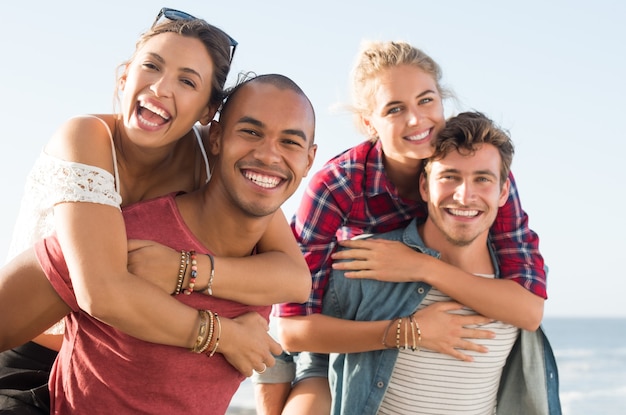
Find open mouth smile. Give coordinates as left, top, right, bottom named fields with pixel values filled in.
left=136, top=100, right=171, bottom=128
left=446, top=208, right=480, bottom=218
left=243, top=170, right=283, bottom=189
left=405, top=129, right=430, bottom=142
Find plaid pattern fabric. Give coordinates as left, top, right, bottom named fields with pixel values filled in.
left=277, top=140, right=546, bottom=317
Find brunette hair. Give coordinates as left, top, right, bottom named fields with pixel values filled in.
left=424, top=111, right=514, bottom=185
left=117, top=18, right=232, bottom=110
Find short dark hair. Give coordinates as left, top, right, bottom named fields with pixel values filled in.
left=219, top=73, right=316, bottom=144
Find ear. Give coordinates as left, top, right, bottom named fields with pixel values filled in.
left=419, top=171, right=429, bottom=202
left=118, top=66, right=129, bottom=91
left=498, top=177, right=511, bottom=207
left=208, top=121, right=222, bottom=156
left=199, top=104, right=217, bottom=126
left=302, top=144, right=318, bottom=178
left=361, top=115, right=377, bottom=138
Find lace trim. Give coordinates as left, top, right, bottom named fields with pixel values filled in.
left=7, top=153, right=122, bottom=335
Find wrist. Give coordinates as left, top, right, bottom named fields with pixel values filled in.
left=419, top=254, right=440, bottom=285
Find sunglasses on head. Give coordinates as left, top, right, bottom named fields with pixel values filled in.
left=151, top=7, right=238, bottom=63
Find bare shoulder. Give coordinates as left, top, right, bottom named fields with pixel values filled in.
left=44, top=114, right=117, bottom=172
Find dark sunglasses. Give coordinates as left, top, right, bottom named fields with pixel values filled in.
left=151, top=7, right=238, bottom=63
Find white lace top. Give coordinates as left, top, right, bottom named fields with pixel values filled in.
left=6, top=116, right=209, bottom=334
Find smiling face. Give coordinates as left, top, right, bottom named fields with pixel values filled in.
left=119, top=32, right=215, bottom=148
left=363, top=64, right=445, bottom=163
left=420, top=143, right=510, bottom=247
left=210, top=80, right=316, bottom=217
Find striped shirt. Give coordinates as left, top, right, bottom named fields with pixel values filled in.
left=378, top=275, right=519, bottom=415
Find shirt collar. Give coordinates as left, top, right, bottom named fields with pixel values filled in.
left=400, top=217, right=440, bottom=259
left=364, top=140, right=399, bottom=198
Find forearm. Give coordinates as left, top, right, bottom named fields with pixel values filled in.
left=127, top=242, right=312, bottom=305
left=202, top=209, right=311, bottom=305
left=82, top=274, right=200, bottom=348
left=211, top=252, right=311, bottom=305
left=422, top=257, right=544, bottom=330
left=53, top=204, right=199, bottom=348
left=277, top=314, right=388, bottom=354
left=129, top=209, right=312, bottom=305
left=0, top=249, right=70, bottom=351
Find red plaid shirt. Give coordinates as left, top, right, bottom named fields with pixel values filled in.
left=277, top=140, right=546, bottom=317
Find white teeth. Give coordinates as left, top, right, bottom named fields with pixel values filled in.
left=140, top=118, right=160, bottom=128
left=139, top=101, right=170, bottom=120
left=244, top=171, right=281, bottom=188
left=449, top=208, right=479, bottom=217
left=406, top=130, right=429, bottom=141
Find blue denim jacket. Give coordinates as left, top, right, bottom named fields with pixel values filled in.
left=321, top=218, right=562, bottom=415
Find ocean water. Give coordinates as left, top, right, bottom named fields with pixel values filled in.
left=542, top=317, right=626, bottom=415
left=227, top=317, right=626, bottom=414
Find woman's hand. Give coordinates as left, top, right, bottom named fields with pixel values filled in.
left=332, top=238, right=437, bottom=282
left=127, top=240, right=180, bottom=294
left=401, top=302, right=495, bottom=362
left=217, top=312, right=283, bottom=377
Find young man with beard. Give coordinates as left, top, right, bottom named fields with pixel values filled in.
left=321, top=111, right=560, bottom=414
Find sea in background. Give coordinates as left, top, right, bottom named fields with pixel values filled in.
left=227, top=317, right=626, bottom=414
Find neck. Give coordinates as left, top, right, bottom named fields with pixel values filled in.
left=418, top=220, right=494, bottom=275
left=115, top=129, right=204, bottom=205
left=176, top=185, right=270, bottom=257
left=382, top=153, right=422, bottom=201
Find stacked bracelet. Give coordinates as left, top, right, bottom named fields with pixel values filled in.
left=191, top=310, right=221, bottom=356
left=184, top=251, right=198, bottom=295
left=174, top=250, right=188, bottom=295
left=197, top=310, right=215, bottom=354
left=191, top=309, right=209, bottom=352
left=208, top=313, right=221, bottom=357
left=411, top=315, right=422, bottom=352
left=382, top=315, right=422, bottom=352
left=395, top=317, right=403, bottom=349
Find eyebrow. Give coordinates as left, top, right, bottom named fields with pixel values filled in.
left=237, top=116, right=308, bottom=143
left=147, top=52, right=203, bottom=82
left=438, top=167, right=498, bottom=178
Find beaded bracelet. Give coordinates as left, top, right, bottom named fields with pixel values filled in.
left=395, top=317, right=403, bottom=349
left=382, top=315, right=422, bottom=351
left=197, top=310, right=215, bottom=354
left=411, top=315, right=422, bottom=352
left=404, top=317, right=409, bottom=350
left=174, top=250, right=188, bottom=295
left=208, top=312, right=221, bottom=357
left=184, top=251, right=198, bottom=295
left=409, top=315, right=416, bottom=351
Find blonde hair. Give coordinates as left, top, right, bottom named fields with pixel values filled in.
left=349, top=40, right=453, bottom=137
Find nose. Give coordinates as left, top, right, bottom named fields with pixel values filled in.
left=150, top=75, right=174, bottom=97
left=407, top=104, right=423, bottom=126
left=253, top=139, right=282, bottom=165
left=453, top=181, right=475, bottom=205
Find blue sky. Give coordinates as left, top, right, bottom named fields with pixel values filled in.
left=1, top=0, right=624, bottom=317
